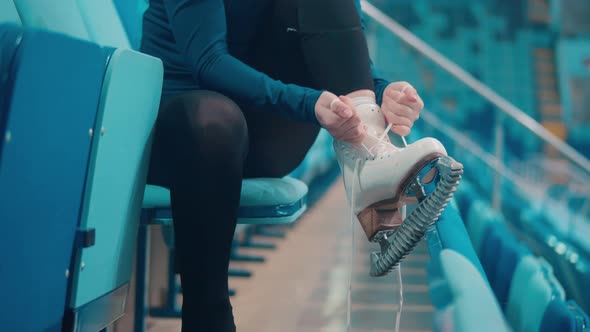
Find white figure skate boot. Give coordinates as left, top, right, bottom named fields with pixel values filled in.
left=334, top=97, right=463, bottom=276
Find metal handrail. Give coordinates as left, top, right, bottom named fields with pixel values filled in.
left=419, top=111, right=534, bottom=193
left=361, top=0, right=590, bottom=175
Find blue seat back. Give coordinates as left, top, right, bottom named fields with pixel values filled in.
left=12, top=0, right=163, bottom=311
left=480, top=222, right=499, bottom=282
left=68, top=49, right=162, bottom=312
left=0, top=24, right=107, bottom=332
left=507, top=255, right=566, bottom=332
left=467, top=199, right=504, bottom=257
left=541, top=300, right=590, bottom=332
left=494, top=237, right=528, bottom=310
left=438, top=249, right=510, bottom=332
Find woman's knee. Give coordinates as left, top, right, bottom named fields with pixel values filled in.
left=164, top=91, right=249, bottom=161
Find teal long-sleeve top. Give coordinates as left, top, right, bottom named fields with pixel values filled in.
left=141, top=0, right=391, bottom=124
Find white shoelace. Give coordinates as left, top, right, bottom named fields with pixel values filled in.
left=361, top=123, right=395, bottom=158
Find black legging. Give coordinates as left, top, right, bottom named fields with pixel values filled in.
left=147, top=0, right=374, bottom=330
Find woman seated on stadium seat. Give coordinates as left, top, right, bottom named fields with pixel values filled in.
left=141, top=0, right=424, bottom=330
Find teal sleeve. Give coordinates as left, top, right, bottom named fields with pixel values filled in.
left=162, top=0, right=322, bottom=124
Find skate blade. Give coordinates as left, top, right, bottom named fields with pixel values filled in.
left=357, top=153, right=444, bottom=242
left=369, top=155, right=464, bottom=277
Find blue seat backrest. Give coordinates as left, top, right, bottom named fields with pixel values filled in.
left=438, top=249, right=510, bottom=332
left=0, top=24, right=108, bottom=332
left=68, top=49, right=162, bottom=309
left=436, top=204, right=487, bottom=280
left=467, top=199, right=503, bottom=257
left=541, top=300, right=590, bottom=332
left=454, top=179, right=478, bottom=219
left=480, top=222, right=499, bottom=282
left=507, top=255, right=566, bottom=332
left=494, top=237, right=528, bottom=310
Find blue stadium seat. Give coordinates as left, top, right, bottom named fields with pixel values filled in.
left=10, top=1, right=164, bottom=330
left=480, top=223, right=500, bottom=282
left=65, top=48, right=162, bottom=331
left=467, top=199, right=504, bottom=257
left=540, top=300, right=590, bottom=332
left=437, top=249, right=510, bottom=332
left=453, top=179, right=479, bottom=220
left=0, top=23, right=113, bottom=331
left=506, top=255, right=566, bottom=332
left=493, top=234, right=529, bottom=311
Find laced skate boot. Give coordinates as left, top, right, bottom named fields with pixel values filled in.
left=334, top=96, right=463, bottom=276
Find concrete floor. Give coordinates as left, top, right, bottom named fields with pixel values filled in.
left=144, top=178, right=434, bottom=332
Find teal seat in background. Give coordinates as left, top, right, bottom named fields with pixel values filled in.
left=11, top=0, right=91, bottom=41
left=506, top=255, right=566, bottom=332
left=453, top=179, right=478, bottom=220
left=540, top=300, right=590, bottom=332
left=76, top=0, right=131, bottom=48
left=438, top=249, right=510, bottom=332
left=0, top=0, right=20, bottom=23
left=13, top=0, right=131, bottom=49
left=466, top=199, right=504, bottom=256
left=493, top=235, right=529, bottom=311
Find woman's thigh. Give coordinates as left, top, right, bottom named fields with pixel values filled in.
left=147, top=90, right=249, bottom=186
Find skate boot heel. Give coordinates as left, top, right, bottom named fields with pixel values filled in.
left=357, top=201, right=403, bottom=242
left=369, top=155, right=464, bottom=277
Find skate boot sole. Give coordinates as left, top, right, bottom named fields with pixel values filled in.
left=368, top=155, right=464, bottom=277
left=357, top=152, right=445, bottom=242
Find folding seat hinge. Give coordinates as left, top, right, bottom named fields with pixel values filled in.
left=75, top=228, right=96, bottom=249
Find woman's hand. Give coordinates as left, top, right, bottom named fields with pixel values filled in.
left=315, top=91, right=366, bottom=143
left=381, top=82, right=424, bottom=136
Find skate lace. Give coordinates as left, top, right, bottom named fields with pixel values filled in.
left=361, top=123, right=395, bottom=158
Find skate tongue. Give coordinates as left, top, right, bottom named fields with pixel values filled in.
left=352, top=97, right=395, bottom=158
left=361, top=127, right=395, bottom=158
